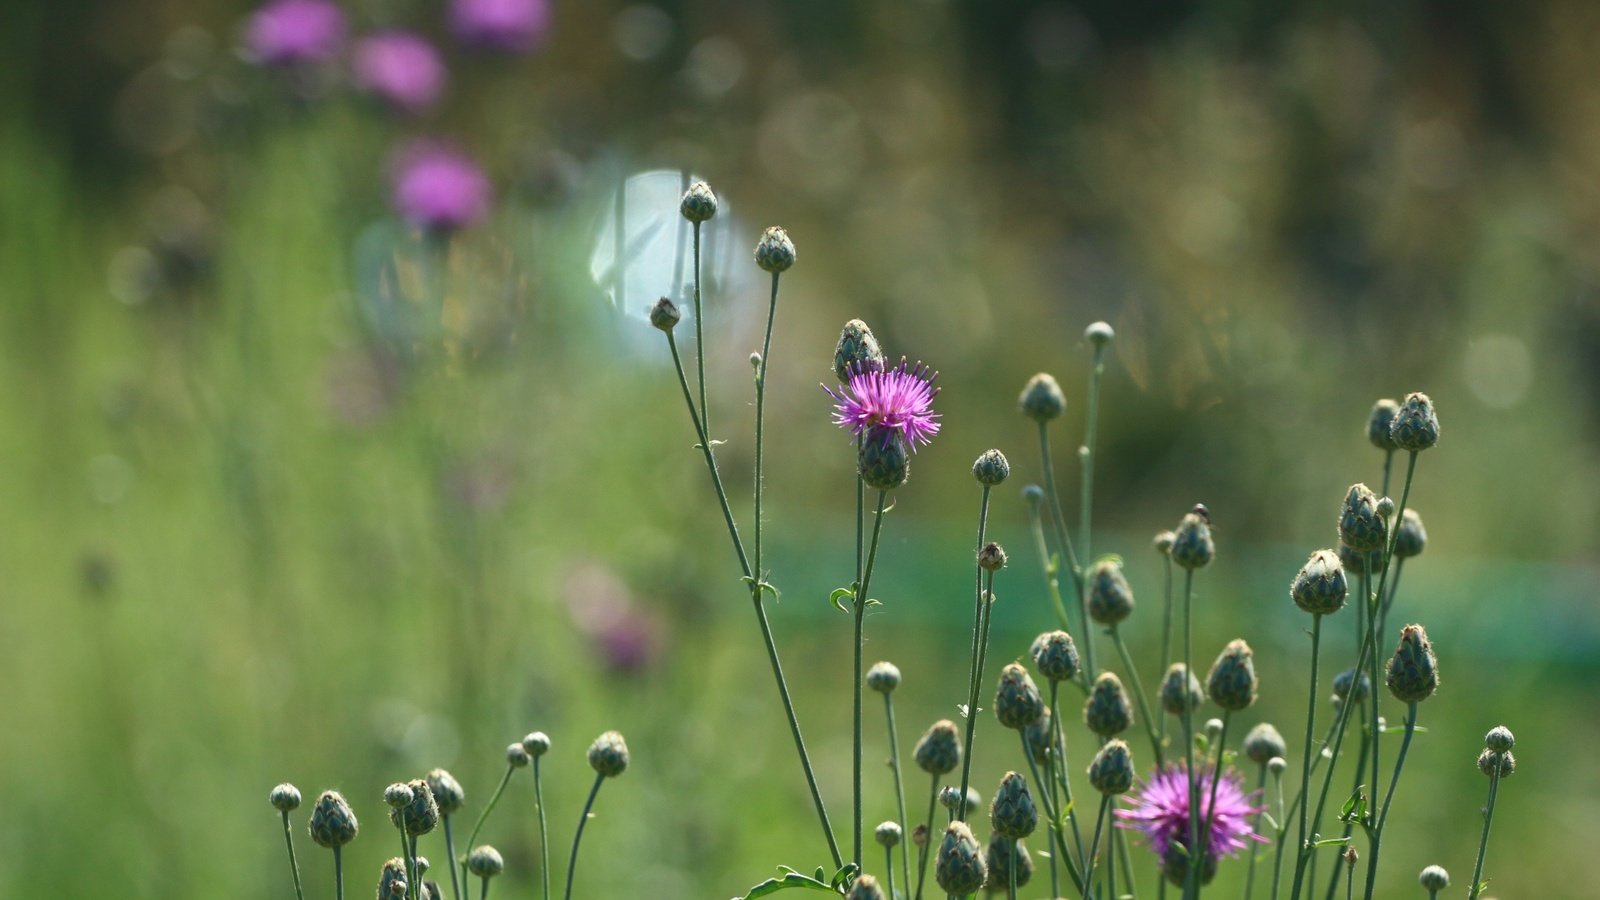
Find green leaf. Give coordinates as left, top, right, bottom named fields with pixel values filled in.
left=864, top=598, right=882, bottom=607
left=830, top=587, right=855, bottom=613
left=828, top=864, right=859, bottom=888
left=1337, top=787, right=1367, bottom=823
left=1310, top=837, right=1352, bottom=848
left=737, top=865, right=841, bottom=899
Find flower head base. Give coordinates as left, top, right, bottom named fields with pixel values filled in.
left=506, top=743, right=532, bottom=767
left=1390, top=392, right=1440, bottom=451
left=270, top=783, right=302, bottom=812
left=984, top=834, right=1033, bottom=890
left=972, top=448, right=1010, bottom=486
left=1084, top=672, right=1133, bottom=737
left=352, top=32, right=447, bottom=115
left=1331, top=668, right=1371, bottom=706
left=1171, top=507, right=1215, bottom=570
left=1484, top=725, right=1515, bottom=753
left=1089, top=739, right=1135, bottom=794
left=753, top=226, right=796, bottom=272
left=1339, top=484, right=1387, bottom=553
left=392, top=143, right=492, bottom=232
left=865, top=661, right=901, bottom=694
left=1419, top=865, right=1450, bottom=891
left=1117, top=763, right=1266, bottom=876
left=1367, top=399, right=1400, bottom=451
left=914, top=720, right=961, bottom=775
left=1160, top=663, right=1203, bottom=715
left=246, top=0, right=346, bottom=66
left=1086, top=321, right=1116, bottom=346
left=844, top=874, right=885, bottom=900
left=467, top=845, right=504, bottom=878
left=522, top=732, right=551, bottom=757
left=1337, top=542, right=1386, bottom=577
left=994, top=663, right=1044, bottom=730
left=825, top=358, right=941, bottom=450
left=587, top=730, right=630, bottom=777
left=389, top=779, right=439, bottom=836
left=679, top=181, right=718, bottom=223
left=1088, top=558, right=1135, bottom=625
left=833, top=319, right=886, bottom=382
left=1018, top=373, right=1066, bottom=422
left=873, top=820, right=902, bottom=848
left=934, top=821, right=987, bottom=895
left=1242, top=723, right=1286, bottom=766
left=1023, top=708, right=1054, bottom=766
left=1477, top=748, right=1515, bottom=778
left=1207, top=639, right=1258, bottom=711
left=1031, top=630, right=1080, bottom=683
left=307, top=790, right=359, bottom=848
left=857, top=426, right=910, bottom=490
left=1386, top=624, right=1439, bottom=703
left=1394, top=509, right=1428, bottom=559
left=977, top=542, right=1007, bottom=572
left=649, top=297, right=681, bottom=332
left=425, top=769, right=465, bottom=816
left=379, top=857, right=408, bottom=898
left=990, top=771, right=1038, bottom=839
left=1291, top=549, right=1348, bottom=616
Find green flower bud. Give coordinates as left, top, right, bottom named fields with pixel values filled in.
left=1385, top=624, right=1438, bottom=703
left=1267, top=757, right=1287, bottom=776
left=1332, top=668, right=1371, bottom=706
left=522, top=732, right=551, bottom=758
left=1243, top=723, right=1287, bottom=766
left=995, top=663, right=1045, bottom=730
left=679, top=181, right=717, bottom=223
left=1160, top=663, right=1203, bottom=716
left=1376, top=496, right=1396, bottom=519
left=914, top=720, right=962, bottom=776
left=1018, top=373, right=1066, bottom=422
left=984, top=834, right=1033, bottom=891
left=424, top=770, right=464, bottom=817
left=379, top=858, right=408, bottom=898
left=648, top=296, right=680, bottom=332
left=1022, top=484, right=1044, bottom=505
left=1022, top=707, right=1053, bottom=767
left=858, top=426, right=910, bottom=490
left=833, top=319, right=886, bottom=381
left=1390, top=392, right=1440, bottom=451
left=1153, top=530, right=1176, bottom=555
left=1339, top=484, right=1387, bottom=553
left=1394, top=509, right=1427, bottom=559
left=1419, top=865, right=1450, bottom=891
left=1344, top=846, right=1359, bottom=867
left=270, top=783, right=302, bottom=812
left=1031, top=630, right=1081, bottom=683
left=1337, top=541, right=1386, bottom=577
left=1291, top=549, right=1348, bottom=616
left=389, top=779, right=438, bottom=837
left=467, top=845, right=504, bottom=878
left=1162, top=839, right=1217, bottom=886
left=1088, top=739, right=1135, bottom=794
left=844, top=874, right=886, bottom=900
left=866, top=660, right=901, bottom=694
left=1367, top=399, right=1400, bottom=451
left=1087, top=558, right=1135, bottom=625
left=1205, top=718, right=1225, bottom=741
left=972, top=448, right=1010, bottom=486
left=421, top=881, right=444, bottom=900
left=874, top=820, right=902, bottom=848
left=587, top=730, right=630, bottom=777
left=1084, top=672, right=1133, bottom=737
left=977, top=542, right=1007, bottom=572
left=383, top=783, right=413, bottom=808
left=307, top=790, right=359, bottom=849
left=753, top=225, right=795, bottom=273
left=1085, top=321, right=1115, bottom=347
left=1171, top=507, right=1215, bottom=570
left=934, top=821, right=988, bottom=895
left=990, top=771, right=1038, bottom=839
left=1207, top=639, right=1258, bottom=711
left=1476, top=748, right=1515, bottom=778
left=1484, top=726, right=1514, bottom=753
left=939, top=785, right=983, bottom=815
left=506, top=743, right=532, bottom=768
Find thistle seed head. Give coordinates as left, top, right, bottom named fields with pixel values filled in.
left=383, top=783, right=413, bottom=808
left=1087, top=558, right=1135, bottom=625
left=866, top=660, right=901, bottom=694
left=1031, top=630, right=1081, bottom=683
left=934, top=821, right=988, bottom=895
left=1390, top=392, right=1440, bottom=451
left=1367, top=399, right=1400, bottom=451
left=1339, top=484, right=1387, bottom=553
left=994, top=663, right=1045, bottom=730
left=1088, top=739, right=1135, bottom=794
left=1385, top=624, right=1439, bottom=703
left=990, top=771, right=1038, bottom=839
left=753, top=225, right=796, bottom=273
left=1207, top=639, right=1259, bottom=711
left=1242, top=723, right=1287, bottom=766
left=914, top=720, right=962, bottom=776
left=972, top=448, right=1011, bottom=486
left=270, top=783, right=302, bottom=812
left=1084, top=671, right=1134, bottom=737
left=424, top=770, right=464, bottom=816
left=308, top=790, right=359, bottom=849
left=678, top=181, right=717, bottom=223
left=1291, top=549, right=1348, bottom=616
left=587, top=730, right=630, bottom=777
left=1018, top=373, right=1066, bottom=422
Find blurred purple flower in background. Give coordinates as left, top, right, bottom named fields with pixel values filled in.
left=391, top=143, right=492, bottom=231
left=352, top=31, right=447, bottom=115
left=449, top=0, right=551, bottom=53
left=564, top=564, right=662, bottom=675
left=245, top=0, right=347, bottom=66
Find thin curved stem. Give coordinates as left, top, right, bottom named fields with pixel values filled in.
left=408, top=835, right=420, bottom=900
left=886, top=845, right=898, bottom=900
left=1320, top=731, right=1370, bottom=900
left=854, top=489, right=890, bottom=866
left=692, top=221, right=709, bottom=440
left=884, top=693, right=913, bottom=895
left=1026, top=497, right=1074, bottom=633
left=1112, top=624, right=1164, bottom=766
left=1050, top=681, right=1089, bottom=869
left=1046, top=684, right=1062, bottom=898
left=1159, top=554, right=1174, bottom=751
left=333, top=845, right=345, bottom=900
left=1293, top=615, right=1323, bottom=900
left=1080, top=342, right=1106, bottom=578
left=443, top=816, right=462, bottom=900
left=280, top=811, right=306, bottom=900
left=399, top=826, right=415, bottom=900
left=534, top=759, right=550, bottom=900
left=1085, top=794, right=1113, bottom=899
left=1020, top=732, right=1087, bottom=896
left=1244, top=765, right=1268, bottom=900
left=1361, top=703, right=1418, bottom=900
left=460, top=765, right=515, bottom=893
left=1181, top=568, right=1198, bottom=898
left=1036, top=423, right=1087, bottom=658
left=914, top=773, right=939, bottom=900
left=1197, top=712, right=1233, bottom=900
left=956, top=487, right=994, bottom=820
left=1466, top=770, right=1501, bottom=900
left=562, top=774, right=606, bottom=900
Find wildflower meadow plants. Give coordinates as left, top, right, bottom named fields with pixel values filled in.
left=268, top=183, right=1521, bottom=899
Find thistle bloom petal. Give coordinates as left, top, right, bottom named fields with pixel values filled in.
left=1116, top=764, right=1266, bottom=868
left=246, top=0, right=346, bottom=66
left=823, top=357, right=940, bottom=450
left=392, top=143, right=492, bottom=232
left=353, top=31, right=448, bottom=115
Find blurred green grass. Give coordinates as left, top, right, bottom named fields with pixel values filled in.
left=3, top=1, right=1600, bottom=897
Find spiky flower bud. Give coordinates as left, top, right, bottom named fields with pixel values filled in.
left=1243, top=723, right=1287, bottom=766
left=1484, top=726, right=1515, bottom=753
left=1031, top=630, right=1081, bottom=683
left=1367, top=399, right=1400, bottom=451
left=1390, top=392, right=1440, bottom=451
left=384, top=783, right=413, bottom=808
left=833, top=319, right=886, bottom=381
left=1291, top=549, right=1348, bottom=616
left=1419, top=865, right=1450, bottom=891
left=1088, top=739, right=1135, bottom=794
left=874, top=820, right=902, bottom=848
left=1023, top=708, right=1053, bottom=767
left=1477, top=748, right=1515, bottom=778
left=522, top=732, right=551, bottom=757
left=1207, top=639, right=1258, bottom=711
left=587, top=730, right=630, bottom=777
left=1385, top=624, right=1439, bottom=703
left=679, top=181, right=717, bottom=223
left=467, top=845, right=504, bottom=878
left=977, top=542, right=1007, bottom=572
left=308, top=790, right=359, bottom=848
left=972, top=448, right=1010, bottom=486
left=866, top=661, right=901, bottom=694
left=1170, top=507, right=1215, bottom=570
left=934, top=821, right=988, bottom=895
left=858, top=426, right=910, bottom=490
left=1154, top=530, right=1176, bottom=555
left=1394, top=509, right=1427, bottom=559
left=990, top=772, right=1038, bottom=839
left=1162, top=840, right=1217, bottom=887
left=1084, top=672, right=1133, bottom=736
left=1339, top=484, right=1387, bottom=553
left=1018, top=373, right=1066, bottom=422
left=844, top=874, right=886, bottom=900
left=985, top=834, right=1034, bottom=891
left=648, top=297, right=680, bottom=332
left=1086, top=558, right=1135, bottom=625
left=270, top=783, right=302, bottom=812
left=914, top=720, right=962, bottom=775
left=1331, top=668, right=1371, bottom=705
left=506, top=743, right=532, bottom=768
left=390, top=779, right=438, bottom=836
left=1267, top=757, right=1288, bottom=776
left=379, top=858, right=408, bottom=898
left=1337, top=542, right=1386, bottom=577
left=995, top=663, right=1045, bottom=730
left=1160, top=663, right=1203, bottom=715
left=425, top=769, right=464, bottom=816
left=1085, top=321, right=1115, bottom=346
left=753, top=225, right=795, bottom=273
left=939, top=785, right=982, bottom=814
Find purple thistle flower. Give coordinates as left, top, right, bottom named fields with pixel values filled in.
left=391, top=143, right=492, bottom=232
left=245, top=0, right=347, bottom=67
left=823, top=357, right=941, bottom=449
left=449, top=0, right=552, bottom=53
left=352, top=31, right=447, bottom=115
left=1116, top=763, right=1266, bottom=870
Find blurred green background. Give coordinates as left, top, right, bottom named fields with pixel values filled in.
left=3, top=1, right=1598, bottom=897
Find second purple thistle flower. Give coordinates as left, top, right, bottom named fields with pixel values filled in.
left=824, top=357, right=941, bottom=449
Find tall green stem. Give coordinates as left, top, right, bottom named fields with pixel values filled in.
left=1320, top=729, right=1370, bottom=900
left=854, top=489, right=890, bottom=866
left=692, top=221, right=709, bottom=439
left=914, top=773, right=939, bottom=900
left=1244, top=764, right=1268, bottom=900
left=1196, top=712, right=1232, bottom=900
left=959, top=570, right=997, bottom=821
left=1080, top=342, right=1106, bottom=574
left=884, top=693, right=913, bottom=895
left=956, top=487, right=994, bottom=820
left=279, top=810, right=306, bottom=900
left=1361, top=704, right=1417, bottom=900
left=1467, top=770, right=1501, bottom=900
left=1159, top=553, right=1174, bottom=751
left=1112, top=625, right=1164, bottom=766
left=442, top=816, right=461, bottom=900
left=1036, top=423, right=1087, bottom=654
left=534, top=759, right=550, bottom=900
left=1050, top=682, right=1089, bottom=868
left=1084, top=794, right=1113, bottom=899
left=1020, top=732, right=1087, bottom=896
left=460, top=764, right=515, bottom=893
left=562, top=773, right=606, bottom=900
left=1293, top=615, right=1323, bottom=900
left=1268, top=765, right=1287, bottom=900
left=333, top=845, right=345, bottom=900
left=1181, top=568, right=1198, bottom=898
left=1026, top=497, right=1075, bottom=633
